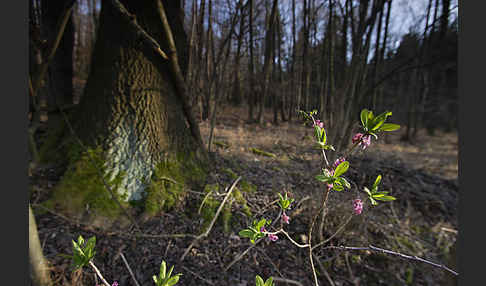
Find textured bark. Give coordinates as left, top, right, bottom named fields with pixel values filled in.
left=74, top=0, right=205, bottom=201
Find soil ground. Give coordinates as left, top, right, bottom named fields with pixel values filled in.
left=30, top=104, right=458, bottom=286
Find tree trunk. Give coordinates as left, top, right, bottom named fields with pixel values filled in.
left=371, top=5, right=384, bottom=110
left=41, top=0, right=74, bottom=107
left=247, top=0, right=255, bottom=122
left=256, top=0, right=278, bottom=124
left=30, top=204, right=52, bottom=286
left=231, top=3, right=246, bottom=106
left=288, top=0, right=297, bottom=122
left=52, top=0, right=207, bottom=221
left=300, top=0, right=310, bottom=112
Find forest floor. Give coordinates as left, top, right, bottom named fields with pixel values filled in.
left=30, top=104, right=459, bottom=286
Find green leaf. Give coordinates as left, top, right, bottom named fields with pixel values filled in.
left=338, top=177, right=351, bottom=189
left=363, top=186, right=372, bottom=196
left=360, top=109, right=369, bottom=129
left=367, top=110, right=375, bottom=122
left=153, top=275, right=159, bottom=285
left=334, top=161, right=349, bottom=177
left=369, top=197, right=378, bottom=205
left=315, top=174, right=332, bottom=183
left=321, top=127, right=327, bottom=144
left=373, top=175, right=382, bottom=189
left=378, top=123, right=401, bottom=132
left=167, top=275, right=180, bottom=286
left=333, top=184, right=344, bottom=192
left=256, top=275, right=264, bottom=286
left=368, top=132, right=378, bottom=140
left=375, top=195, right=396, bottom=202
left=239, top=229, right=254, bottom=238
left=167, top=265, right=175, bottom=279
left=77, top=235, right=84, bottom=246
left=160, top=261, right=167, bottom=279
left=282, top=201, right=290, bottom=209
left=371, top=111, right=392, bottom=131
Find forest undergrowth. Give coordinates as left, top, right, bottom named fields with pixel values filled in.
left=30, top=105, right=458, bottom=286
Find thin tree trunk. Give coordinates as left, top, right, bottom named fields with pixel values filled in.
left=288, top=0, right=297, bottom=122
left=376, top=0, right=392, bottom=112
left=232, top=2, right=246, bottom=106
left=186, top=0, right=197, bottom=85
left=300, top=0, right=309, bottom=112
left=371, top=5, right=384, bottom=110
left=247, top=0, right=255, bottom=122
left=37, top=0, right=76, bottom=111
left=411, top=0, right=433, bottom=139
left=256, top=0, right=279, bottom=124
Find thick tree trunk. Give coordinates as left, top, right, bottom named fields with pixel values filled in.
left=53, top=0, right=207, bottom=220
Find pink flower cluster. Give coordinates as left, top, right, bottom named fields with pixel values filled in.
left=352, top=133, right=372, bottom=149
left=314, top=120, right=324, bottom=128
left=333, top=157, right=346, bottom=168
left=282, top=212, right=290, bottom=224
left=260, top=227, right=279, bottom=242
left=353, top=199, right=363, bottom=215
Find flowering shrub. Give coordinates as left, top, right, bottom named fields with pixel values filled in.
left=237, top=108, right=400, bottom=284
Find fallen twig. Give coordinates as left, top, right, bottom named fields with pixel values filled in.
left=181, top=266, right=215, bottom=285
left=323, top=244, right=458, bottom=276
left=180, top=177, right=242, bottom=261
left=119, top=252, right=141, bottom=286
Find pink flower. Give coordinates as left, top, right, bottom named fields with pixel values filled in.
left=360, top=135, right=371, bottom=149
left=268, top=234, right=279, bottom=241
left=282, top=212, right=290, bottom=224
left=353, top=199, right=363, bottom=215
left=352, top=133, right=363, bottom=144
left=314, top=120, right=324, bottom=128
left=333, top=157, right=346, bottom=168
left=112, top=282, right=118, bottom=286
left=326, top=183, right=333, bottom=190
left=260, top=226, right=267, bottom=233
left=352, top=133, right=372, bottom=149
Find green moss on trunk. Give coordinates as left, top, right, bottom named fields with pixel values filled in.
left=42, top=145, right=129, bottom=225
left=142, top=151, right=207, bottom=217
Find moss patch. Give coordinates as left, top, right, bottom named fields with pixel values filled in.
left=249, top=147, right=276, bottom=158
left=38, top=117, right=69, bottom=165
left=42, top=145, right=129, bottom=225
left=198, top=177, right=253, bottom=234
left=143, top=151, right=207, bottom=217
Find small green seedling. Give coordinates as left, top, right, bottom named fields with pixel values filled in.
left=256, top=275, right=274, bottom=286
left=363, top=175, right=396, bottom=205
left=152, top=260, right=182, bottom=286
